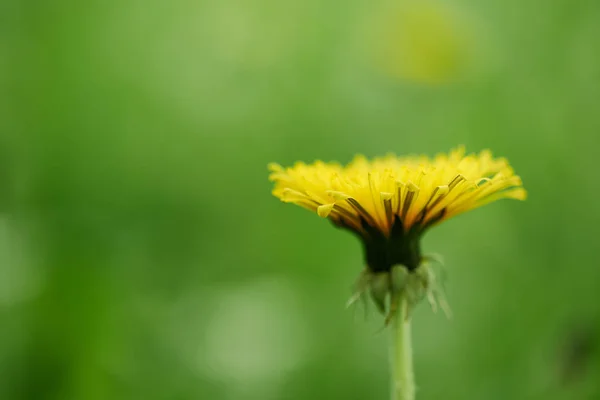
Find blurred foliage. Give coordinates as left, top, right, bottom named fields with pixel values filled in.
left=2, top=0, right=600, bottom=399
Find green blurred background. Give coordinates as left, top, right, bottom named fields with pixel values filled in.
left=2, top=0, right=600, bottom=399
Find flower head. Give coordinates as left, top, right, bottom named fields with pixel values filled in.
left=268, top=147, right=526, bottom=319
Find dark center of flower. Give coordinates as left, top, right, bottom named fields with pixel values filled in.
left=359, top=215, right=422, bottom=273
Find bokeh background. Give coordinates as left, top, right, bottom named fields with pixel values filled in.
left=2, top=0, right=600, bottom=399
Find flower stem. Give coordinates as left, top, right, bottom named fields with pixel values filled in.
left=390, top=295, right=415, bottom=400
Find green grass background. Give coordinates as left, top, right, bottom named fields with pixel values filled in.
left=2, top=0, right=600, bottom=399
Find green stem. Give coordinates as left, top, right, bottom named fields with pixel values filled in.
left=390, top=296, right=415, bottom=400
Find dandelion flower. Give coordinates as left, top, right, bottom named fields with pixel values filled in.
left=269, top=146, right=525, bottom=279
left=268, top=147, right=526, bottom=400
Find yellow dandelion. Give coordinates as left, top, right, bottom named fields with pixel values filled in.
left=268, top=146, right=525, bottom=400
left=269, top=147, right=525, bottom=311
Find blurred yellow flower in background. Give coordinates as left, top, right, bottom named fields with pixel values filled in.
left=370, top=0, right=477, bottom=84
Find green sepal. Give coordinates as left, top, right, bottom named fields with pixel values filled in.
left=390, top=264, right=409, bottom=294
left=370, top=272, right=390, bottom=314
